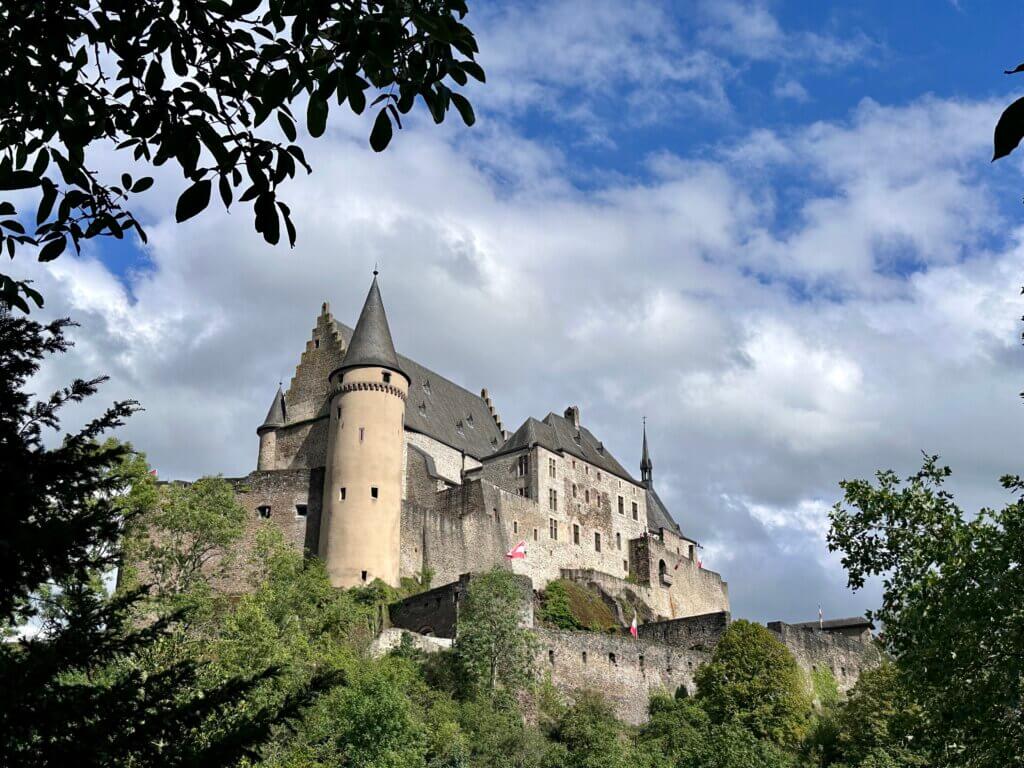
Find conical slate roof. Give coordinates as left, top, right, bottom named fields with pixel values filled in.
left=336, top=274, right=409, bottom=382
left=641, top=422, right=653, bottom=479
left=258, top=385, right=286, bottom=433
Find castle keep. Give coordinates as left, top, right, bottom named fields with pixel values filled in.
left=227, top=274, right=880, bottom=722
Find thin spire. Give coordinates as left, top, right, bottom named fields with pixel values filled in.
left=336, top=271, right=408, bottom=382
left=258, top=384, right=286, bottom=433
left=641, top=417, right=653, bottom=486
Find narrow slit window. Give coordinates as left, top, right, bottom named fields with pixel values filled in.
left=632, top=501, right=638, bottom=521
left=339, top=487, right=346, bottom=501
left=594, top=532, right=601, bottom=552
left=513, top=520, right=519, bottom=534
left=295, top=504, right=308, bottom=517
left=359, top=427, right=365, bottom=443
left=370, top=486, right=379, bottom=499
left=616, top=532, right=621, bottom=550
left=573, top=524, right=580, bottom=545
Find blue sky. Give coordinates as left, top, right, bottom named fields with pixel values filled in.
left=16, top=0, right=1024, bottom=624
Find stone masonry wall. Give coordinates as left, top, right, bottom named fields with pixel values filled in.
left=768, top=622, right=884, bottom=693
left=536, top=627, right=710, bottom=725
left=637, top=611, right=731, bottom=650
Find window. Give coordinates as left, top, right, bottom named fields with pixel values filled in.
left=257, top=505, right=271, bottom=518
left=639, top=655, right=645, bottom=671
left=548, top=650, right=555, bottom=665
left=582, top=651, right=588, bottom=664
left=360, top=570, right=368, bottom=582
left=573, top=524, right=580, bottom=545
left=382, top=371, right=391, bottom=384
left=295, top=504, right=308, bottom=517
left=616, top=532, right=621, bottom=550
left=359, top=427, right=365, bottom=443
left=517, top=454, right=529, bottom=477
left=549, top=518, right=558, bottom=540
left=337, top=407, right=341, bottom=420
left=513, top=520, right=519, bottom=534
left=549, top=488, right=557, bottom=511
left=618, top=496, right=624, bottom=515
left=516, top=487, right=528, bottom=498
left=314, top=337, right=320, bottom=348
left=631, top=501, right=638, bottom=521
left=572, top=460, right=576, bottom=469
left=593, top=491, right=600, bottom=506
left=585, top=465, right=589, bottom=475
left=548, top=457, right=556, bottom=478
left=585, top=489, right=590, bottom=504
left=572, top=483, right=578, bottom=498
left=371, top=486, right=379, bottom=499
left=623, top=559, right=628, bottom=571
left=608, top=653, right=616, bottom=666
left=594, top=532, right=601, bottom=552
left=688, top=544, right=695, bottom=560
left=597, top=471, right=602, bottom=481
left=533, top=527, right=539, bottom=541
left=339, top=487, right=347, bottom=501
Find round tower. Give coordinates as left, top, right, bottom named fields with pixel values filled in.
left=319, top=274, right=409, bottom=588
left=256, top=384, right=286, bottom=471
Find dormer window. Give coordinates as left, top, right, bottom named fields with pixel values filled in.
left=422, top=378, right=431, bottom=395
left=382, top=371, right=391, bottom=384
left=466, top=413, right=474, bottom=427
left=419, top=401, right=427, bottom=418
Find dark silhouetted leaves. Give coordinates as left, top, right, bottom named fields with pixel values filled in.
left=175, top=179, right=212, bottom=222
left=369, top=109, right=393, bottom=152
left=38, top=237, right=67, bottom=262
left=994, top=96, right=1024, bottom=161
left=307, top=96, right=328, bottom=138
left=451, top=93, right=475, bottom=126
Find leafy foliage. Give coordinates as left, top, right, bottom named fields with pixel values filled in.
left=0, top=0, right=484, bottom=311
left=694, top=619, right=812, bottom=746
left=453, top=568, right=537, bottom=695
left=0, top=311, right=330, bottom=767
left=538, top=579, right=619, bottom=632
left=542, top=690, right=635, bottom=768
left=829, top=456, right=1024, bottom=768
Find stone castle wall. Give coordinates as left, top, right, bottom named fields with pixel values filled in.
left=767, top=621, right=884, bottom=693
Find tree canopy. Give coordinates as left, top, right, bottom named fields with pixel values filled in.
left=0, top=0, right=484, bottom=312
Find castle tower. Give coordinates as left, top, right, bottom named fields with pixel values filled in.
left=640, top=418, right=653, bottom=487
left=256, top=385, right=286, bottom=470
left=319, top=273, right=409, bottom=588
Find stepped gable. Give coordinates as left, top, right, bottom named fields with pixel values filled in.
left=333, top=322, right=503, bottom=460
left=494, top=411, right=638, bottom=484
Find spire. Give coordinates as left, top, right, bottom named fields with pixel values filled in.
left=258, top=384, right=286, bottom=433
left=641, top=417, right=653, bottom=486
left=337, top=272, right=408, bottom=382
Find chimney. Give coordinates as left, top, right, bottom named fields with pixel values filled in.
left=564, top=405, right=580, bottom=429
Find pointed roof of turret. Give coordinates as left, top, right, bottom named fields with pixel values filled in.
left=335, top=272, right=409, bottom=382
left=258, top=385, right=286, bottom=433
left=641, top=419, right=653, bottom=482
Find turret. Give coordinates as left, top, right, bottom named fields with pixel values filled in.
left=319, top=273, right=409, bottom=588
left=256, top=385, right=286, bottom=470
left=640, top=418, right=653, bottom=487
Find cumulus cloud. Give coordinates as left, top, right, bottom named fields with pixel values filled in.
left=9, top=8, right=1022, bottom=625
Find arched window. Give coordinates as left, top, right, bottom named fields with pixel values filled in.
left=659, top=559, right=669, bottom=585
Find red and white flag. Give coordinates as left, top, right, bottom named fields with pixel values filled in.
left=697, top=558, right=703, bottom=569
left=149, top=469, right=158, bottom=477
left=629, top=610, right=638, bottom=638
left=505, top=540, right=527, bottom=559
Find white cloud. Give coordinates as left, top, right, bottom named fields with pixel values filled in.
left=9, top=63, right=1021, bottom=626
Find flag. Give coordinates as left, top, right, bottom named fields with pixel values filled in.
left=629, top=610, right=638, bottom=638
left=697, top=559, right=703, bottom=569
left=149, top=469, right=158, bottom=477
left=818, top=605, right=823, bottom=629
left=505, top=540, right=527, bottom=559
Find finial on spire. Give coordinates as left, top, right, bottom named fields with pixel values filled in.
left=373, top=262, right=379, bottom=277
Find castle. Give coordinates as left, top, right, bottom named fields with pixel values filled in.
left=244, top=273, right=728, bottom=620
left=221, top=274, right=880, bottom=722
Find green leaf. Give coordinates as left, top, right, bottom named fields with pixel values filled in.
left=369, top=109, right=393, bottom=152
left=306, top=96, right=328, bottom=138
left=451, top=93, right=475, bottom=127
left=175, top=179, right=212, bottom=222
left=38, top=237, right=67, bottom=262
left=993, top=96, right=1024, bottom=161
left=278, top=111, right=297, bottom=142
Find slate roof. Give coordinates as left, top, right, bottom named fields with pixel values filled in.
left=645, top=486, right=684, bottom=538
left=334, top=322, right=504, bottom=460
left=792, top=617, right=874, bottom=631
left=494, top=412, right=638, bottom=484
left=334, top=275, right=409, bottom=382
left=258, top=386, right=286, bottom=432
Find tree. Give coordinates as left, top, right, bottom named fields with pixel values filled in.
left=0, top=311, right=329, bottom=766
left=694, top=620, right=811, bottom=746
left=122, top=475, right=247, bottom=600
left=453, top=568, right=537, bottom=696
left=0, top=0, right=484, bottom=312
left=826, top=664, right=929, bottom=768
left=829, top=456, right=1024, bottom=768
left=543, top=690, right=634, bottom=768
left=637, top=694, right=796, bottom=768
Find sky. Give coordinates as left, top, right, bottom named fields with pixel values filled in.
left=11, top=0, right=1024, bottom=623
